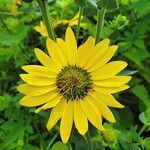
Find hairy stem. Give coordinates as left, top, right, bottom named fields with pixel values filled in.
left=46, top=132, right=59, bottom=150
left=37, top=0, right=56, bottom=41
left=95, top=8, right=106, bottom=45
left=76, top=5, right=84, bottom=42
left=87, top=131, right=92, bottom=150
left=138, top=124, right=149, bottom=135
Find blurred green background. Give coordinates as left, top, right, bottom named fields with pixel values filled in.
left=0, top=0, right=150, bottom=149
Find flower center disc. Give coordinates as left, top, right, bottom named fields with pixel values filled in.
left=56, top=66, right=93, bottom=101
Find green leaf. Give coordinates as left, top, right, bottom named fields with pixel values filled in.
left=117, top=106, right=134, bottom=128
left=97, top=0, right=108, bottom=8
left=131, top=84, right=149, bottom=106
left=124, top=48, right=143, bottom=67
left=142, top=137, right=150, bottom=150
left=131, top=0, right=150, bottom=18
left=119, top=70, right=138, bottom=76
left=88, top=0, right=119, bottom=10
left=106, top=0, right=118, bottom=10
left=134, top=40, right=150, bottom=61
left=1, top=122, right=25, bottom=149
left=24, top=144, right=39, bottom=150
left=0, top=25, right=29, bottom=46
left=139, top=109, right=150, bottom=125
left=140, top=68, right=150, bottom=84
left=118, top=127, right=142, bottom=150
left=71, top=133, right=88, bottom=150
left=52, top=141, right=69, bottom=150
left=0, top=94, right=12, bottom=111
left=87, top=0, right=97, bottom=7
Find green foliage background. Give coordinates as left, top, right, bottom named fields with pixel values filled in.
left=0, top=0, right=150, bottom=149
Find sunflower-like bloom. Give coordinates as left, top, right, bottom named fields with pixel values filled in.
left=17, top=27, right=131, bottom=143
left=34, top=13, right=85, bottom=37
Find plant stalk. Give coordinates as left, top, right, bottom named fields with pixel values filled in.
left=87, top=131, right=92, bottom=150
left=76, top=5, right=84, bottom=41
left=138, top=124, right=149, bottom=135
left=95, top=8, right=106, bottom=45
left=37, top=0, right=56, bottom=41
left=46, top=132, right=59, bottom=150
left=68, top=143, right=73, bottom=150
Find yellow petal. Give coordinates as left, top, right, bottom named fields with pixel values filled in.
left=69, top=12, right=80, bottom=22
left=20, top=91, right=58, bottom=107
left=76, top=36, right=95, bottom=67
left=84, top=39, right=110, bottom=69
left=47, top=100, right=67, bottom=131
left=93, top=76, right=131, bottom=87
left=80, top=98, right=105, bottom=131
left=34, top=21, right=48, bottom=37
left=57, top=38, right=69, bottom=66
left=88, top=45, right=118, bottom=72
left=69, top=20, right=78, bottom=26
left=92, top=91, right=124, bottom=108
left=35, top=96, right=61, bottom=113
left=65, top=27, right=77, bottom=65
left=89, top=94, right=116, bottom=123
left=17, top=84, right=56, bottom=96
left=22, top=65, right=57, bottom=77
left=46, top=38, right=66, bottom=67
left=74, top=100, right=88, bottom=135
left=34, top=48, right=60, bottom=72
left=93, top=85, right=129, bottom=94
left=91, top=61, right=127, bottom=80
left=20, top=74, right=56, bottom=86
left=60, top=100, right=74, bottom=143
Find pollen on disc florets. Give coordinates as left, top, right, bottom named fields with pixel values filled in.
left=56, top=65, right=93, bottom=101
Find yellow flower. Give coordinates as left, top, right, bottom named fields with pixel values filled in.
left=53, top=12, right=84, bottom=27
left=17, top=27, right=131, bottom=143
left=34, top=13, right=85, bottom=37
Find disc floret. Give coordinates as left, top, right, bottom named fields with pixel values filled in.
left=56, top=65, right=93, bottom=101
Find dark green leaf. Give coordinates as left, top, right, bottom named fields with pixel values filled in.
left=106, top=0, right=118, bottom=10
left=131, top=84, right=149, bottom=106
left=74, top=0, right=87, bottom=6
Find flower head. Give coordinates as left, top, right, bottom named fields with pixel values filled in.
left=17, top=27, right=131, bottom=143
left=34, top=12, right=85, bottom=37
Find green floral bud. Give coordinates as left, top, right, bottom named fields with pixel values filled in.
left=102, top=124, right=118, bottom=143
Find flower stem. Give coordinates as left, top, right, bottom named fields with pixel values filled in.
left=95, top=8, right=106, bottom=45
left=68, top=143, right=72, bottom=150
left=46, top=132, right=59, bottom=150
left=138, top=124, right=149, bottom=135
left=87, top=131, right=92, bottom=150
left=76, top=5, right=84, bottom=42
left=37, top=0, right=56, bottom=41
